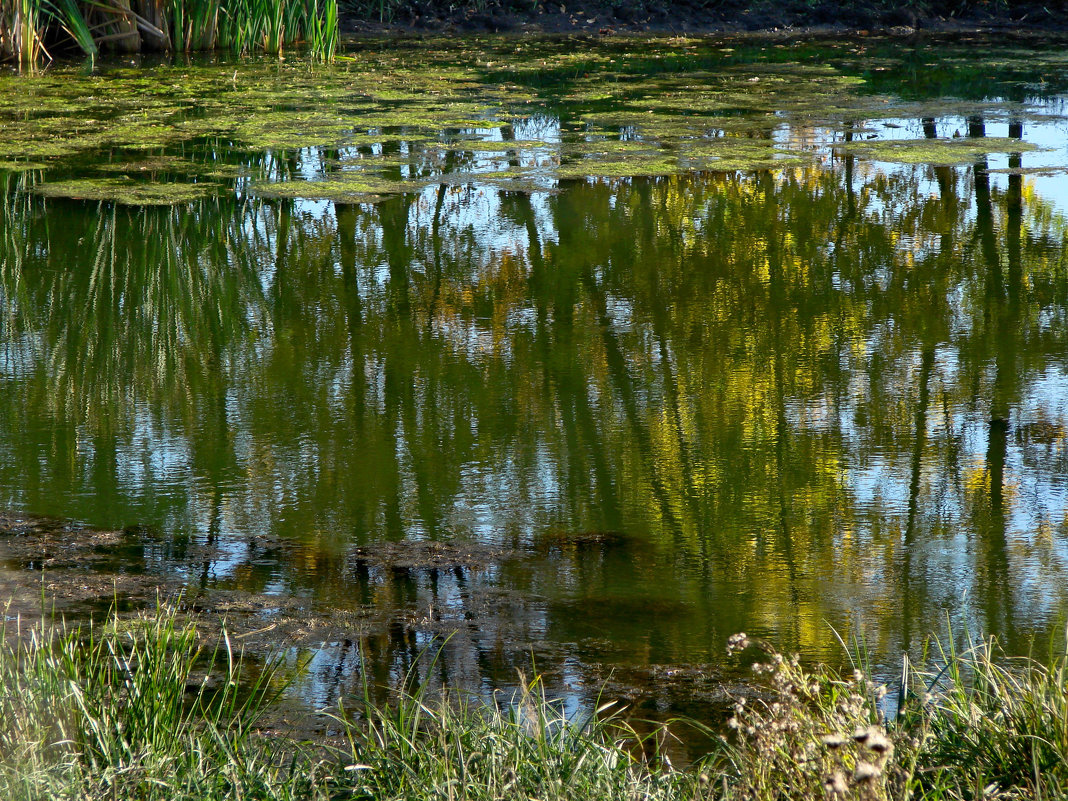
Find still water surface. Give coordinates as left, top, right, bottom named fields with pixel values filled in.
left=2, top=33, right=1068, bottom=732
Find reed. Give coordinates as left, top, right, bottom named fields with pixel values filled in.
left=0, top=0, right=337, bottom=67
left=0, top=0, right=47, bottom=68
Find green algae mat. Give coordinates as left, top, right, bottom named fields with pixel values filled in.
left=2, top=34, right=1066, bottom=202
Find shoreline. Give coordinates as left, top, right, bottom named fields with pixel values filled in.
left=339, top=4, right=1068, bottom=38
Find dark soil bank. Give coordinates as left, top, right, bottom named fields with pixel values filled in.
left=341, top=0, right=1066, bottom=36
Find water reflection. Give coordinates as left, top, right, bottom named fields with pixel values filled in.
left=2, top=109, right=1068, bottom=738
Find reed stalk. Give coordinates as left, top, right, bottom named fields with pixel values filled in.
left=0, top=0, right=337, bottom=66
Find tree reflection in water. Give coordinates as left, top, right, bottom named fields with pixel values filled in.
left=0, top=124, right=1067, bottom=739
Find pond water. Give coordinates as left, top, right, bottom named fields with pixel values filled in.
left=2, top=32, right=1068, bottom=743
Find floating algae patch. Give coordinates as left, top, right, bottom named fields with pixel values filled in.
left=569, top=139, right=666, bottom=154
left=441, top=139, right=556, bottom=152
left=233, top=113, right=356, bottom=150
left=92, top=156, right=247, bottom=179
left=249, top=175, right=419, bottom=202
left=988, top=165, right=1068, bottom=175
left=0, top=160, right=50, bottom=172
left=3, top=35, right=1067, bottom=191
left=674, top=139, right=812, bottom=171
left=344, top=132, right=433, bottom=147
left=2, top=137, right=87, bottom=159
left=34, top=178, right=219, bottom=205
left=556, top=153, right=681, bottom=179
left=838, top=137, right=1043, bottom=165
left=329, top=155, right=420, bottom=171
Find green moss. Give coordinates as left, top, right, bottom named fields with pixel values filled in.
left=34, top=178, right=219, bottom=205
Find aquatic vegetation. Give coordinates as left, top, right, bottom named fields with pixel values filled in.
left=837, top=136, right=1042, bottom=165
left=34, top=177, right=219, bottom=204
left=249, top=177, right=398, bottom=201
left=2, top=35, right=1068, bottom=752
left=1, top=35, right=1066, bottom=201
left=0, top=0, right=339, bottom=67
left=0, top=159, right=48, bottom=172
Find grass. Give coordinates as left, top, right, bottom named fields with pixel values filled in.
left=3, top=603, right=1068, bottom=800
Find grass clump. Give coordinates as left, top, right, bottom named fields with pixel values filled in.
left=6, top=602, right=1068, bottom=801
left=333, top=670, right=683, bottom=801
left=0, top=602, right=305, bottom=800
left=699, top=630, right=1068, bottom=801
left=0, top=602, right=681, bottom=801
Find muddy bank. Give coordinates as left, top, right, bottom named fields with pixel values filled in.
left=341, top=0, right=1065, bottom=37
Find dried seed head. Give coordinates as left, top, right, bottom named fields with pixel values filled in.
left=865, top=731, right=892, bottom=754
left=821, top=733, right=846, bottom=749
left=726, top=632, right=751, bottom=654
left=854, top=762, right=881, bottom=782
left=824, top=772, right=849, bottom=796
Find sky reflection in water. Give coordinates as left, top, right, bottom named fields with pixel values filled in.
left=1, top=34, right=1068, bottom=743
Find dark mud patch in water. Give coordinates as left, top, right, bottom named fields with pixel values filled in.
left=0, top=512, right=510, bottom=642
left=0, top=513, right=178, bottom=617
left=0, top=511, right=750, bottom=759
left=349, top=538, right=509, bottom=570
